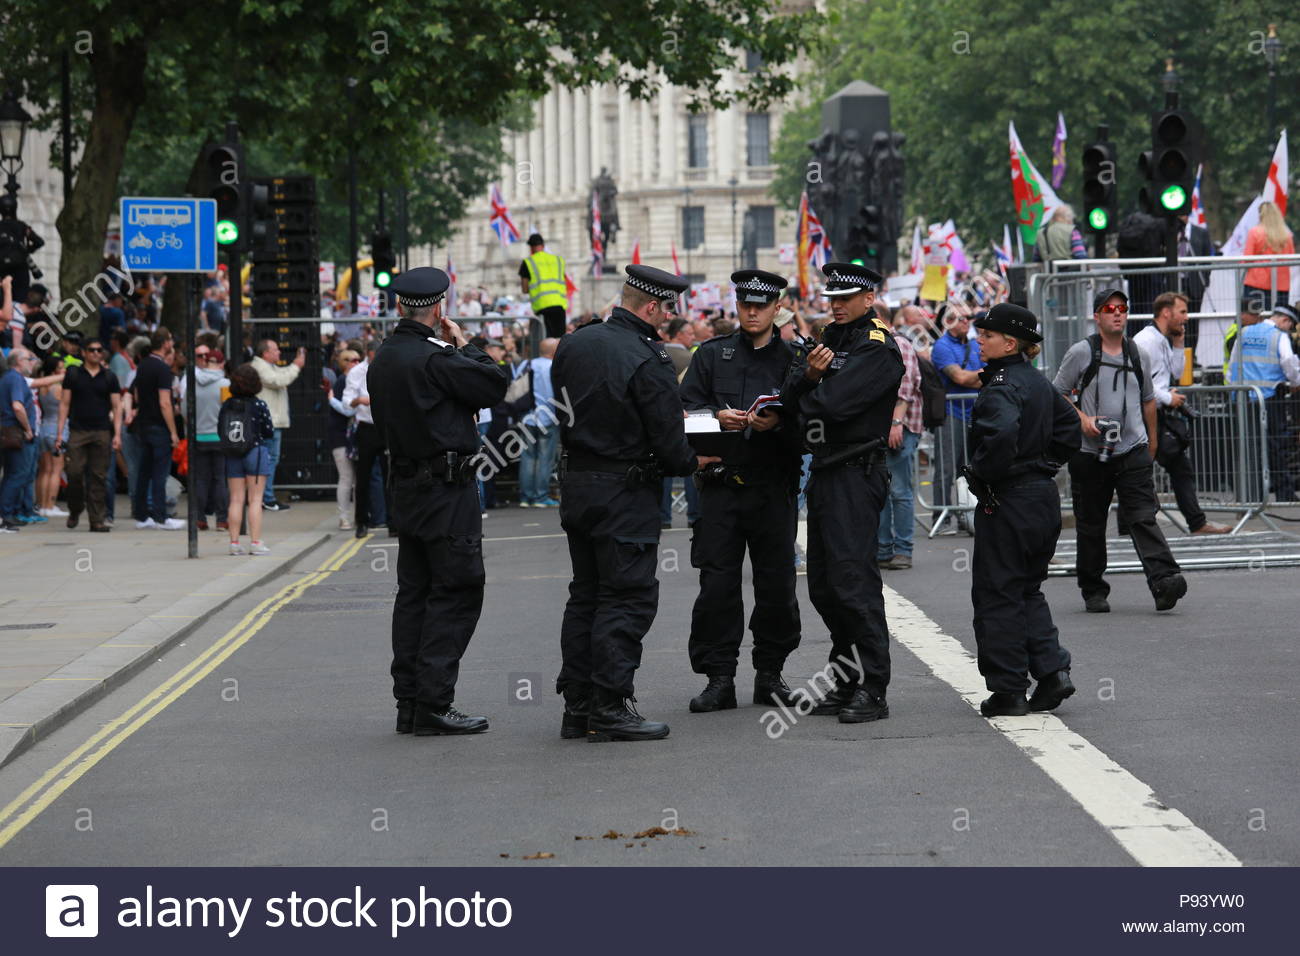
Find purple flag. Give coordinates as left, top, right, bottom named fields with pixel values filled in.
left=1050, top=112, right=1067, bottom=190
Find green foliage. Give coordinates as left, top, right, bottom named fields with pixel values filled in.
left=772, top=0, right=1297, bottom=250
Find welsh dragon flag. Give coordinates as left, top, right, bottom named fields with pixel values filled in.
left=1009, top=121, right=1063, bottom=248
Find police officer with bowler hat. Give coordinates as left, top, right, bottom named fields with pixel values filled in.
left=368, top=267, right=509, bottom=736
left=964, top=304, right=1082, bottom=717
left=552, top=264, right=719, bottom=742
left=679, top=269, right=804, bottom=713
left=781, top=261, right=903, bottom=723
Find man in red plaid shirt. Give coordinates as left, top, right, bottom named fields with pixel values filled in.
left=876, top=306, right=924, bottom=570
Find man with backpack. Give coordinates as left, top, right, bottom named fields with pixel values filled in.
left=1053, top=289, right=1186, bottom=614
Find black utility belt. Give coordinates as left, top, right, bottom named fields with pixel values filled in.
left=562, top=453, right=663, bottom=487
left=695, top=463, right=795, bottom=488
left=391, top=451, right=480, bottom=485
left=809, top=446, right=886, bottom=472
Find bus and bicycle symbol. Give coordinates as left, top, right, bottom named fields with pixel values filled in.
left=127, top=202, right=192, bottom=250
left=130, top=232, right=184, bottom=250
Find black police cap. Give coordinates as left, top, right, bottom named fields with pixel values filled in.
left=624, top=264, right=690, bottom=302
left=387, top=267, right=450, bottom=308
left=821, top=261, right=883, bottom=297
left=731, top=269, right=788, bottom=305
left=974, top=302, right=1042, bottom=343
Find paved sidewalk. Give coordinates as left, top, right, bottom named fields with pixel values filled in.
left=0, top=500, right=342, bottom=766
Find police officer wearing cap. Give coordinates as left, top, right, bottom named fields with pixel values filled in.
left=552, top=264, right=718, bottom=742
left=965, top=304, right=1082, bottom=716
left=679, top=269, right=804, bottom=713
left=368, top=267, right=509, bottom=736
left=781, top=261, right=903, bottom=723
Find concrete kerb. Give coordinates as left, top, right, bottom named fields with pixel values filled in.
left=0, top=529, right=334, bottom=769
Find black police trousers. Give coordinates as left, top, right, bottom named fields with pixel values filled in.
left=390, top=478, right=485, bottom=710
left=557, top=472, right=662, bottom=699
left=1068, top=447, right=1181, bottom=599
left=688, top=479, right=801, bottom=677
left=971, top=478, right=1071, bottom=693
left=805, top=461, right=890, bottom=694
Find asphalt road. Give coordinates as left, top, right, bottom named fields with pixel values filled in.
left=0, top=508, right=1294, bottom=867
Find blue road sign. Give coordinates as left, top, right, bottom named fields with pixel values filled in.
left=119, top=197, right=218, bottom=273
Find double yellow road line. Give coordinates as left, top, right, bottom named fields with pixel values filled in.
left=0, top=534, right=369, bottom=851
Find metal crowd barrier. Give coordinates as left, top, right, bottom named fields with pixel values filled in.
left=913, top=385, right=1286, bottom=537
left=1027, top=253, right=1300, bottom=376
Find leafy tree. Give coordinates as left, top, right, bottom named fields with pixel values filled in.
left=773, top=0, right=1297, bottom=257
left=2, top=0, right=818, bottom=319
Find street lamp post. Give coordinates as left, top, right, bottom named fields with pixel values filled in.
left=346, top=77, right=359, bottom=315
left=0, top=89, right=32, bottom=202
left=728, top=177, right=738, bottom=273
left=1265, top=24, right=1283, bottom=142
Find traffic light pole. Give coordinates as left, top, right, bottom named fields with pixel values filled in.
left=346, top=78, right=359, bottom=316
left=227, top=246, right=242, bottom=364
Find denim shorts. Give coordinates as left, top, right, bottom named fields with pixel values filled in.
left=39, top=431, right=63, bottom=456
left=226, top=444, right=271, bottom=479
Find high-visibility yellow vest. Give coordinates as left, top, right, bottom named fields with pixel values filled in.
left=523, top=251, right=567, bottom=312
left=1223, top=322, right=1239, bottom=378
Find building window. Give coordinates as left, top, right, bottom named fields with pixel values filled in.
left=605, top=115, right=619, bottom=175
left=746, top=112, right=771, bottom=167
left=687, top=114, right=709, bottom=169
left=682, top=206, right=705, bottom=250
left=744, top=49, right=764, bottom=72
left=746, top=207, right=775, bottom=248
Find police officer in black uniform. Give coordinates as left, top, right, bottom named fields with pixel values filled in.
left=679, top=269, right=803, bottom=713
left=965, top=304, right=1082, bottom=717
left=552, top=264, right=717, bottom=742
left=368, top=267, right=509, bottom=736
left=781, top=262, right=903, bottom=723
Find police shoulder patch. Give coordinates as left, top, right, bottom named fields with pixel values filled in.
left=988, top=370, right=1008, bottom=385
left=425, top=336, right=452, bottom=350
left=869, top=329, right=886, bottom=343
left=721, top=346, right=735, bottom=360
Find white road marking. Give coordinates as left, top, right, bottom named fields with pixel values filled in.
left=884, top=586, right=1241, bottom=868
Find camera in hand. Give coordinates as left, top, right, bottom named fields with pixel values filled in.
left=1094, top=416, right=1122, bottom=463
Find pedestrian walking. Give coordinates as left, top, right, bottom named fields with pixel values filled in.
left=368, top=267, right=508, bottom=736
left=1054, top=289, right=1187, bottom=613
left=965, top=304, right=1082, bottom=717
left=56, top=338, right=122, bottom=532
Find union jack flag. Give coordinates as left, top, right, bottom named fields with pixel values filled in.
left=806, top=202, right=832, bottom=269
left=590, top=190, right=604, bottom=277
left=1186, top=164, right=1206, bottom=238
left=488, top=184, right=521, bottom=246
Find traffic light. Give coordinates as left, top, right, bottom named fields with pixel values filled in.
left=1141, top=94, right=1197, bottom=218
left=371, top=231, right=396, bottom=289
left=245, top=180, right=270, bottom=250
left=1081, top=129, right=1117, bottom=233
left=861, top=204, right=883, bottom=253
left=202, top=140, right=244, bottom=247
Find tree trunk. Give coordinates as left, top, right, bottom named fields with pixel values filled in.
left=54, top=29, right=149, bottom=330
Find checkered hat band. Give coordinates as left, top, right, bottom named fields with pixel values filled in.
left=398, top=293, right=445, bottom=308
left=626, top=275, right=676, bottom=299
left=737, top=279, right=780, bottom=295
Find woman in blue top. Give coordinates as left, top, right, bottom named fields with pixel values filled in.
left=222, top=363, right=276, bottom=556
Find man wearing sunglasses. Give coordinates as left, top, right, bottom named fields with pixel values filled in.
left=1054, top=289, right=1186, bottom=614
left=56, top=338, right=123, bottom=532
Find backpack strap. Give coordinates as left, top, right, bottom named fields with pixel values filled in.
left=1078, top=333, right=1104, bottom=393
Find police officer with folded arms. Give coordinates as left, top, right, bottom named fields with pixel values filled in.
left=368, top=268, right=509, bottom=736
left=781, top=262, right=903, bottom=723
left=963, top=304, right=1082, bottom=717
left=552, top=264, right=717, bottom=742
left=679, top=269, right=803, bottom=714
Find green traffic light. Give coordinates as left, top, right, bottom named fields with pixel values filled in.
left=1088, top=207, right=1110, bottom=231
left=1159, top=184, right=1187, bottom=212
left=850, top=257, right=865, bottom=266
left=216, top=220, right=239, bottom=245
left=375, top=271, right=392, bottom=288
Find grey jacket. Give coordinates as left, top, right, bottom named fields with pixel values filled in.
left=194, top=366, right=230, bottom=436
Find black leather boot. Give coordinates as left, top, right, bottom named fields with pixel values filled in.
left=838, top=687, right=889, bottom=723
left=413, top=704, right=490, bottom=735
left=1029, top=670, right=1075, bottom=712
left=753, top=670, right=799, bottom=707
left=395, top=699, right=414, bottom=734
left=689, top=675, right=737, bottom=713
left=980, top=692, right=1029, bottom=717
left=560, top=692, right=590, bottom=739
left=587, top=689, right=670, bottom=742
left=809, top=679, right=856, bottom=716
